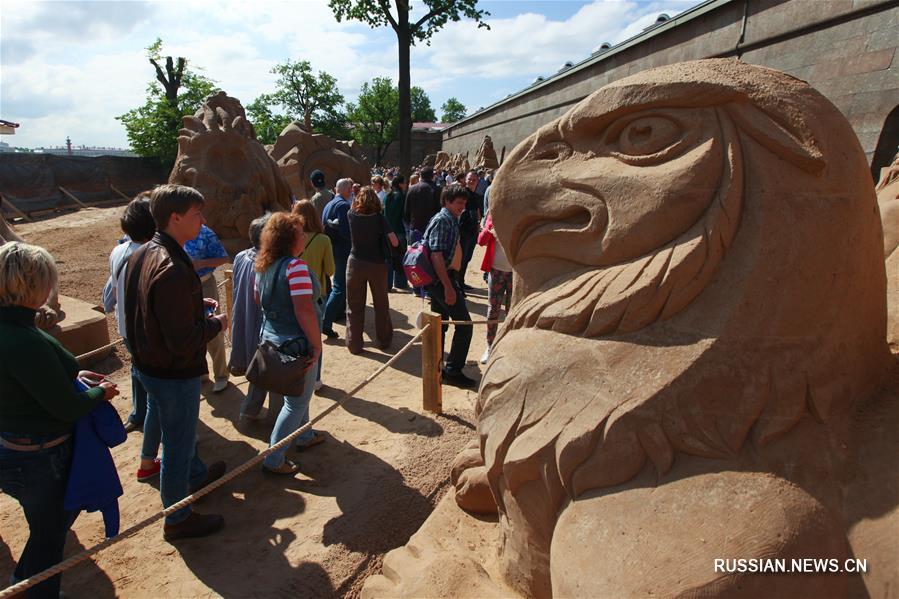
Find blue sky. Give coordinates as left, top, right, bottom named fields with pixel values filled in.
left=1, top=0, right=702, bottom=149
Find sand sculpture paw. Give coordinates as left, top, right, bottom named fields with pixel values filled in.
left=450, top=440, right=498, bottom=515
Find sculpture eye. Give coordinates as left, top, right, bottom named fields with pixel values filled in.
left=604, top=114, right=691, bottom=165
left=530, top=140, right=572, bottom=162
left=616, top=116, right=682, bottom=156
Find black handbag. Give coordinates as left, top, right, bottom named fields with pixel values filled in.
left=246, top=338, right=311, bottom=397
left=245, top=257, right=312, bottom=396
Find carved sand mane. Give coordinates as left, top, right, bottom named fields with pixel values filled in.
left=470, top=59, right=890, bottom=596
left=268, top=123, right=371, bottom=200
left=170, top=92, right=292, bottom=247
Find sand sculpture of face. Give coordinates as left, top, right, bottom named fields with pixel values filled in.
left=477, top=59, right=891, bottom=596
left=169, top=92, right=292, bottom=249
left=268, top=123, right=371, bottom=200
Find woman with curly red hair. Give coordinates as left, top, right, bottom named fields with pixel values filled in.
left=255, top=212, right=324, bottom=475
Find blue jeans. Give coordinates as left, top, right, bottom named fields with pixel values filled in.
left=260, top=333, right=318, bottom=469
left=136, top=372, right=208, bottom=525
left=0, top=438, right=77, bottom=599
left=322, top=248, right=348, bottom=331
left=124, top=339, right=148, bottom=426
left=240, top=383, right=284, bottom=418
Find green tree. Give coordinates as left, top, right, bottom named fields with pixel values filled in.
left=329, top=0, right=489, bottom=176
left=246, top=94, right=295, bottom=145
left=440, top=97, right=466, bottom=122
left=313, top=109, right=352, bottom=140
left=270, top=59, right=344, bottom=130
left=411, top=86, right=437, bottom=122
left=117, top=39, right=218, bottom=167
left=346, top=77, right=399, bottom=166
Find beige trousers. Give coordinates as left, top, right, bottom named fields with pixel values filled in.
left=202, top=273, right=229, bottom=380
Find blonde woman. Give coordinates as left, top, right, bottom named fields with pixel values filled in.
left=0, top=242, right=118, bottom=597
left=292, top=199, right=334, bottom=388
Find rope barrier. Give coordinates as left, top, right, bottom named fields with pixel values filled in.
left=75, top=337, right=125, bottom=362
left=0, top=324, right=430, bottom=599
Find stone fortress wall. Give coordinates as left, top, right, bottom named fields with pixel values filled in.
left=441, top=0, right=899, bottom=178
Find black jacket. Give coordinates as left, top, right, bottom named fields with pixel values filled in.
left=404, top=181, right=440, bottom=233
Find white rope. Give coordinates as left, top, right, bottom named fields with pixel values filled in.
left=75, top=338, right=125, bottom=362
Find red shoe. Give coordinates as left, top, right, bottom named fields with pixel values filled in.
left=137, top=458, right=161, bottom=482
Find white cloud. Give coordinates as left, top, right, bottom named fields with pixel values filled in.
left=1, top=0, right=701, bottom=148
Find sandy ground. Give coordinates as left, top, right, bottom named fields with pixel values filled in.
left=0, top=206, right=497, bottom=598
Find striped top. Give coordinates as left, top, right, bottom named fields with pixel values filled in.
left=255, top=258, right=313, bottom=297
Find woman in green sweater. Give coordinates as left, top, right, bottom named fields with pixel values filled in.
left=0, top=241, right=118, bottom=598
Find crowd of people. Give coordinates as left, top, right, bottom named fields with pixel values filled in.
left=0, top=162, right=511, bottom=595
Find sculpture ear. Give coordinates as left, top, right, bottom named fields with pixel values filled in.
left=726, top=103, right=825, bottom=175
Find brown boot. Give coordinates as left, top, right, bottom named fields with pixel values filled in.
left=189, top=460, right=227, bottom=494
left=163, top=511, right=225, bottom=542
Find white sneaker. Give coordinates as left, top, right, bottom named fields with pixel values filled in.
left=212, top=378, right=228, bottom=393
left=480, top=346, right=491, bottom=364
left=314, top=380, right=323, bottom=391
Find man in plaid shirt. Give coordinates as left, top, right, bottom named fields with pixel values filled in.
left=424, top=184, right=476, bottom=388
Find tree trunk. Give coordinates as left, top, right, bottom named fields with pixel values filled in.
left=304, top=110, right=312, bottom=130
left=397, top=12, right=412, bottom=177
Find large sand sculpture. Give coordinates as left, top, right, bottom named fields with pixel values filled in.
left=169, top=92, right=292, bottom=251
left=365, top=59, right=897, bottom=598
left=473, top=135, right=499, bottom=170
left=434, top=150, right=469, bottom=173
left=877, top=151, right=899, bottom=345
left=268, top=123, right=370, bottom=200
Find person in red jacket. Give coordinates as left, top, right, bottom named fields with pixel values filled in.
left=477, top=212, right=513, bottom=363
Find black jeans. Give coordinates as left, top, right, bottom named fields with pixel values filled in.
left=0, top=438, right=78, bottom=599
left=459, top=230, right=477, bottom=285
left=427, top=277, right=473, bottom=372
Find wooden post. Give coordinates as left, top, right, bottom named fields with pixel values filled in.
left=110, top=184, right=131, bottom=201
left=224, top=269, right=233, bottom=329
left=421, top=311, right=443, bottom=414
left=58, top=186, right=89, bottom=210
left=0, top=194, right=32, bottom=223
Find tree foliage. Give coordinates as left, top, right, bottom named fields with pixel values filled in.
left=313, top=109, right=352, bottom=140
left=117, top=39, right=218, bottom=167
left=440, top=97, right=467, bottom=123
left=329, top=0, right=489, bottom=175
left=411, top=86, right=436, bottom=122
left=246, top=94, right=294, bottom=145
left=346, top=77, right=399, bottom=166
left=270, top=59, right=345, bottom=130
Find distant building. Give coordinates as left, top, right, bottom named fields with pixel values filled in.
left=0, top=120, right=19, bottom=135
left=33, top=146, right=136, bottom=157
left=0, top=142, right=14, bottom=153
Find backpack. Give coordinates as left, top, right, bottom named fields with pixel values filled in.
left=403, top=240, right=435, bottom=287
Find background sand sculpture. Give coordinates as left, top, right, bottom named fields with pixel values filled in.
left=432, top=151, right=450, bottom=171
left=473, top=135, right=499, bottom=170
left=268, top=123, right=371, bottom=200
left=169, top=91, right=292, bottom=252
left=367, top=59, right=897, bottom=598
left=876, top=151, right=899, bottom=345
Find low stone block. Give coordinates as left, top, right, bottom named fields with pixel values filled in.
left=48, top=294, right=111, bottom=366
